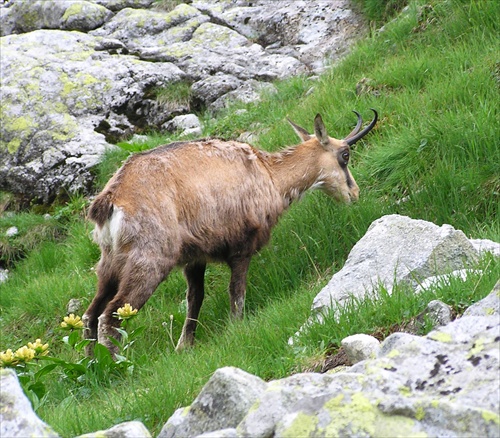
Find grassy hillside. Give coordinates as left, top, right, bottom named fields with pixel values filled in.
left=1, top=1, right=499, bottom=436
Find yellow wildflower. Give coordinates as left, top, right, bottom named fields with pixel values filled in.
left=0, top=349, right=18, bottom=367
left=27, top=339, right=49, bottom=356
left=116, top=303, right=138, bottom=320
left=60, top=314, right=84, bottom=330
left=14, top=346, right=35, bottom=363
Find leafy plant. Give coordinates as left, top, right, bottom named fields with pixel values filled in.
left=1, top=306, right=143, bottom=412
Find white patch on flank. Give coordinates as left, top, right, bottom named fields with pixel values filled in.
left=109, top=207, right=124, bottom=248
left=93, top=206, right=124, bottom=250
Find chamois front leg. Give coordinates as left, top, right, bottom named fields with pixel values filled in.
left=228, top=256, right=252, bottom=319
left=176, top=262, right=206, bottom=351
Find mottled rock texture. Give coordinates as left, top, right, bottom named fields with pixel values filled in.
left=0, top=0, right=365, bottom=203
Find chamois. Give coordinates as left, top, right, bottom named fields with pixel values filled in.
left=83, top=110, right=377, bottom=354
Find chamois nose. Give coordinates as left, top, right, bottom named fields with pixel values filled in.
left=349, top=184, right=360, bottom=202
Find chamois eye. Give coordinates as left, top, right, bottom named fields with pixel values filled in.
left=342, top=151, right=350, bottom=162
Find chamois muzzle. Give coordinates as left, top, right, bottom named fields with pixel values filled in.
left=345, top=109, right=378, bottom=146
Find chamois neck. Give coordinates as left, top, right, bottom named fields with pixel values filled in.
left=266, top=142, right=323, bottom=207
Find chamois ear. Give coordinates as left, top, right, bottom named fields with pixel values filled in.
left=314, top=114, right=330, bottom=148
left=287, top=117, right=312, bottom=142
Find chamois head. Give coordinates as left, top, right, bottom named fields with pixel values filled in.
left=287, top=109, right=378, bottom=203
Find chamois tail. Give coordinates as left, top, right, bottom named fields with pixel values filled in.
left=88, top=192, right=114, bottom=228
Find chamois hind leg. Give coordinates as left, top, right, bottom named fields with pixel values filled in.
left=228, top=256, right=252, bottom=319
left=176, top=262, right=206, bottom=351
left=97, top=257, right=173, bottom=356
left=83, top=260, right=119, bottom=356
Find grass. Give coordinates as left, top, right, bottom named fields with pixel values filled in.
left=0, top=0, right=499, bottom=436
left=153, top=80, right=192, bottom=113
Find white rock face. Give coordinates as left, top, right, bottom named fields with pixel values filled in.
left=470, top=238, right=500, bottom=257
left=0, top=369, right=60, bottom=438
left=311, top=214, right=479, bottom=317
left=0, top=29, right=184, bottom=202
left=158, top=367, right=268, bottom=438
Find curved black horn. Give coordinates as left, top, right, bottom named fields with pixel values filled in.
left=344, top=110, right=363, bottom=140
left=345, top=109, right=378, bottom=146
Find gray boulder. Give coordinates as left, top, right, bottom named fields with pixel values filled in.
left=0, top=29, right=184, bottom=202
left=157, top=284, right=500, bottom=437
left=0, top=369, right=60, bottom=438
left=93, top=0, right=156, bottom=12
left=341, top=333, right=380, bottom=364
left=464, top=280, right=500, bottom=317
left=136, top=21, right=306, bottom=81
left=89, top=4, right=208, bottom=50
left=163, top=114, right=202, bottom=137
left=470, top=238, right=500, bottom=257
left=0, top=0, right=113, bottom=36
left=193, top=0, right=366, bottom=73
left=159, top=366, right=267, bottom=438
left=311, top=214, right=479, bottom=318
left=191, top=73, right=244, bottom=108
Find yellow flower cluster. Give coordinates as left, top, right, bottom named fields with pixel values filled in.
left=60, top=314, right=84, bottom=330
left=116, top=303, right=138, bottom=320
left=0, top=349, right=17, bottom=367
left=28, top=339, right=49, bottom=356
left=0, top=339, right=50, bottom=367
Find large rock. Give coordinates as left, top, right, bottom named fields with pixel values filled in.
left=131, top=20, right=306, bottom=81
left=463, top=280, right=500, bottom=317
left=0, top=29, right=184, bottom=202
left=159, top=285, right=500, bottom=437
left=311, top=214, right=479, bottom=318
left=76, top=421, right=151, bottom=438
left=193, top=0, right=366, bottom=72
left=158, top=367, right=267, bottom=438
left=89, top=3, right=209, bottom=50
left=0, top=0, right=113, bottom=36
left=0, top=369, right=60, bottom=437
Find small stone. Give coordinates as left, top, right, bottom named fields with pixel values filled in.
left=6, top=226, right=18, bottom=237
left=341, top=333, right=380, bottom=364
left=425, top=300, right=453, bottom=328
left=0, top=268, right=8, bottom=283
left=67, top=298, right=83, bottom=315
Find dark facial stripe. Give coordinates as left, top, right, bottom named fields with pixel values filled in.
left=343, top=167, right=354, bottom=189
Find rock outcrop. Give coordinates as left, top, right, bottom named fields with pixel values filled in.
left=0, top=0, right=366, bottom=203
left=310, top=214, right=481, bottom=321
left=2, top=215, right=498, bottom=437
left=0, top=368, right=60, bottom=438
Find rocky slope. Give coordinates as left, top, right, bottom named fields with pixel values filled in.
left=0, top=0, right=365, bottom=203
left=2, top=215, right=499, bottom=437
